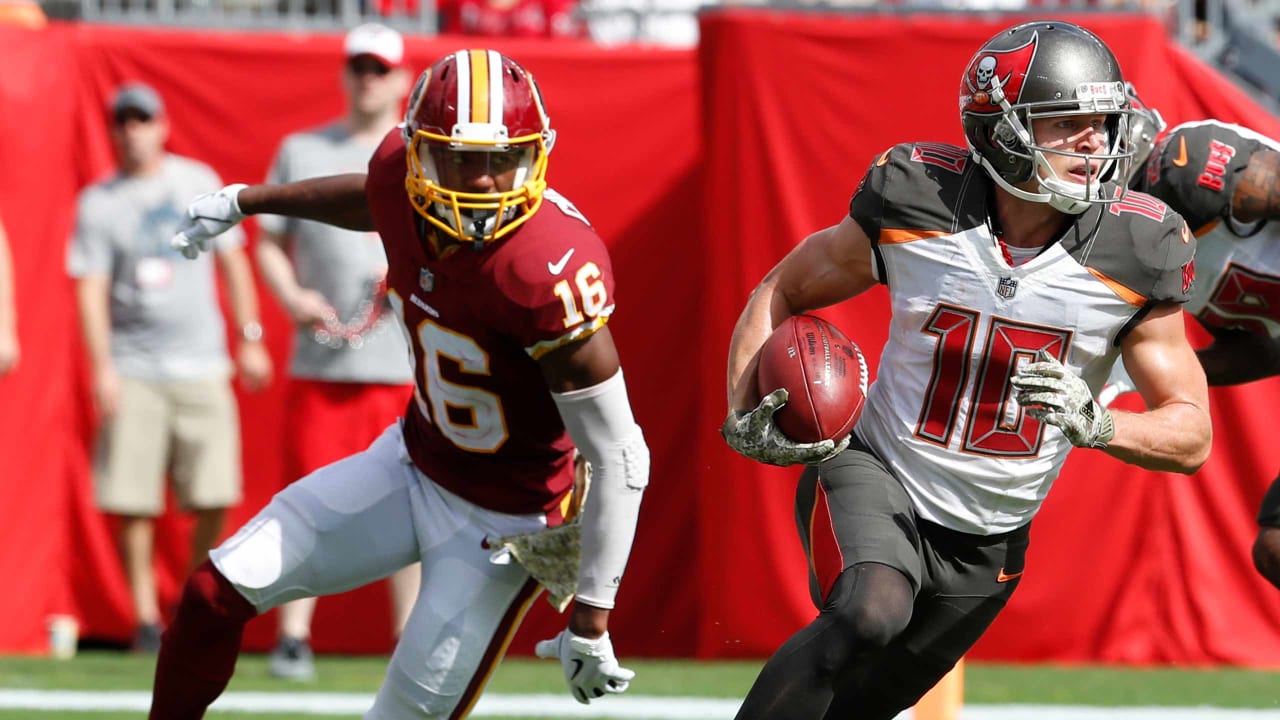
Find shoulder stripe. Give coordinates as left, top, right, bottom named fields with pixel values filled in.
left=1087, top=268, right=1147, bottom=307
left=526, top=310, right=613, bottom=360
left=880, top=229, right=950, bottom=245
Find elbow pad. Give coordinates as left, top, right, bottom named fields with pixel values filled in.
left=552, top=370, right=649, bottom=609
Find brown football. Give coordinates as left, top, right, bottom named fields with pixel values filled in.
left=756, top=314, right=868, bottom=444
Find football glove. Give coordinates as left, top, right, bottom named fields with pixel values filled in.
left=534, top=629, right=634, bottom=705
left=1011, top=350, right=1114, bottom=449
left=721, top=388, right=850, bottom=467
left=170, top=183, right=248, bottom=259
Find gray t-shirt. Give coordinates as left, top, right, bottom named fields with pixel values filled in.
left=67, top=154, right=244, bottom=381
left=259, top=123, right=412, bottom=384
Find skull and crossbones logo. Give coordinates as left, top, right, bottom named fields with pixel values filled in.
left=975, top=56, right=997, bottom=89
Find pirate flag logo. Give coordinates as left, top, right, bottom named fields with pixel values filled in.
left=960, top=35, right=1038, bottom=114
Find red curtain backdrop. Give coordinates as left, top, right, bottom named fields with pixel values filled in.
left=1, top=11, right=1278, bottom=665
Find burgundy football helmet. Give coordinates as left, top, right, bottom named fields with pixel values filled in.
left=403, top=49, right=556, bottom=245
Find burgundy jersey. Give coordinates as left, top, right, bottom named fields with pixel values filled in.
left=366, top=128, right=615, bottom=514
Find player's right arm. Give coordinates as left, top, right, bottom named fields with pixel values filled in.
left=1197, top=325, right=1280, bottom=385
left=725, top=215, right=878, bottom=415
left=171, top=174, right=373, bottom=259
left=721, top=214, right=877, bottom=467
left=236, top=175, right=373, bottom=230
left=1231, top=145, right=1280, bottom=223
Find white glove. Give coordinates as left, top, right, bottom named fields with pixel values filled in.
left=721, top=388, right=850, bottom=467
left=1011, top=350, right=1114, bottom=449
left=170, top=183, right=248, bottom=259
left=534, top=629, right=634, bottom=705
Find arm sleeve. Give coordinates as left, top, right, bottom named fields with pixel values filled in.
left=551, top=369, right=648, bottom=609
left=1144, top=123, right=1259, bottom=232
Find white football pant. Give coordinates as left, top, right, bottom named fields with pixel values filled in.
left=211, top=423, right=548, bottom=719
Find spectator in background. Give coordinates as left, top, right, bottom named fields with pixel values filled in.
left=68, top=82, right=272, bottom=652
left=439, top=0, right=582, bottom=38
left=579, top=0, right=702, bottom=46
left=254, top=22, right=419, bottom=682
left=0, top=216, right=17, bottom=375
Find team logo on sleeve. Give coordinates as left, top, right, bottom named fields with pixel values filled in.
left=961, top=37, right=1037, bottom=113
left=1182, top=259, right=1195, bottom=294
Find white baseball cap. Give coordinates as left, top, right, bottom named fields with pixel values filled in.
left=344, top=23, right=404, bottom=68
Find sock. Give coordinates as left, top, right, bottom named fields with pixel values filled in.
left=148, top=561, right=258, bottom=719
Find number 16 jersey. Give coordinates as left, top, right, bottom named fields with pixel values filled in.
left=366, top=128, right=616, bottom=516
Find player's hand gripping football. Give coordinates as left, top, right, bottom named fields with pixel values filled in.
left=535, top=629, right=635, bottom=705
left=170, top=183, right=248, bottom=259
left=1011, top=350, right=1114, bottom=449
left=721, top=388, right=850, bottom=466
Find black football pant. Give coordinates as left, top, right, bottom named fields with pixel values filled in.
left=734, top=439, right=1030, bottom=720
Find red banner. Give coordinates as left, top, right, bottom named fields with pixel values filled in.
left=0, top=12, right=1278, bottom=665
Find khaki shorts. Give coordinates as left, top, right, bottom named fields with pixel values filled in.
left=95, top=376, right=241, bottom=516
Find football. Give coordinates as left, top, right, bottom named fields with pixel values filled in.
left=756, top=314, right=869, bottom=444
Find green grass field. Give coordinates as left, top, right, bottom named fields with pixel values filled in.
left=2, top=650, right=1280, bottom=717
left=2, top=652, right=1279, bottom=718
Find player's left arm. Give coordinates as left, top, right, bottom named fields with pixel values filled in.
left=1232, top=148, right=1280, bottom=223
left=1196, top=323, right=1280, bottom=385
left=1108, top=302, right=1212, bottom=473
left=539, top=326, right=645, bottom=629
left=536, top=326, right=647, bottom=702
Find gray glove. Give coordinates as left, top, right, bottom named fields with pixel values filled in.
left=1011, top=350, right=1114, bottom=449
left=535, top=629, right=634, bottom=705
left=721, top=388, right=850, bottom=466
left=170, top=183, right=248, bottom=259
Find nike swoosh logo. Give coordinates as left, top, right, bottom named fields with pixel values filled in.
left=1171, top=137, right=1189, bottom=167
left=997, top=568, right=1023, bottom=583
left=570, top=658, right=584, bottom=679
left=548, top=248, right=575, bottom=275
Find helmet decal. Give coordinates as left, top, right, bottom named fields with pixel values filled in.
left=961, top=36, right=1037, bottom=113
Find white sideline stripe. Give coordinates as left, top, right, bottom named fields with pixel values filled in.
left=1, top=690, right=1280, bottom=719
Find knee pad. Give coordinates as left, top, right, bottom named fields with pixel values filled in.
left=824, top=563, right=913, bottom=650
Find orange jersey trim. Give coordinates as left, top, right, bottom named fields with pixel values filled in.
left=1087, top=267, right=1147, bottom=307
left=879, top=228, right=949, bottom=245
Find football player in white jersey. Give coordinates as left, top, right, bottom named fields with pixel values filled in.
left=1106, top=96, right=1280, bottom=592
left=722, top=21, right=1211, bottom=719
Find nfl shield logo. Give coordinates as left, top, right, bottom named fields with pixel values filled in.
left=419, top=268, right=434, bottom=292
left=997, top=276, right=1018, bottom=299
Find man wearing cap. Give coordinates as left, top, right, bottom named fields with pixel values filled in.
left=68, top=81, right=272, bottom=652
left=253, top=23, right=416, bottom=681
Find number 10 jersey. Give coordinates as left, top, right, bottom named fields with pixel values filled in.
left=849, top=142, right=1195, bottom=534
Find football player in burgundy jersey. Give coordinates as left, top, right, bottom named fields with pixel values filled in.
left=722, top=21, right=1211, bottom=719
left=1105, top=100, right=1280, bottom=593
left=155, top=49, right=649, bottom=719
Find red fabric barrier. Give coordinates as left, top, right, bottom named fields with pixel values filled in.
left=1, top=12, right=1278, bottom=665
left=697, top=10, right=1280, bottom=665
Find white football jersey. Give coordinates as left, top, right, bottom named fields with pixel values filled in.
left=852, top=143, right=1194, bottom=534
